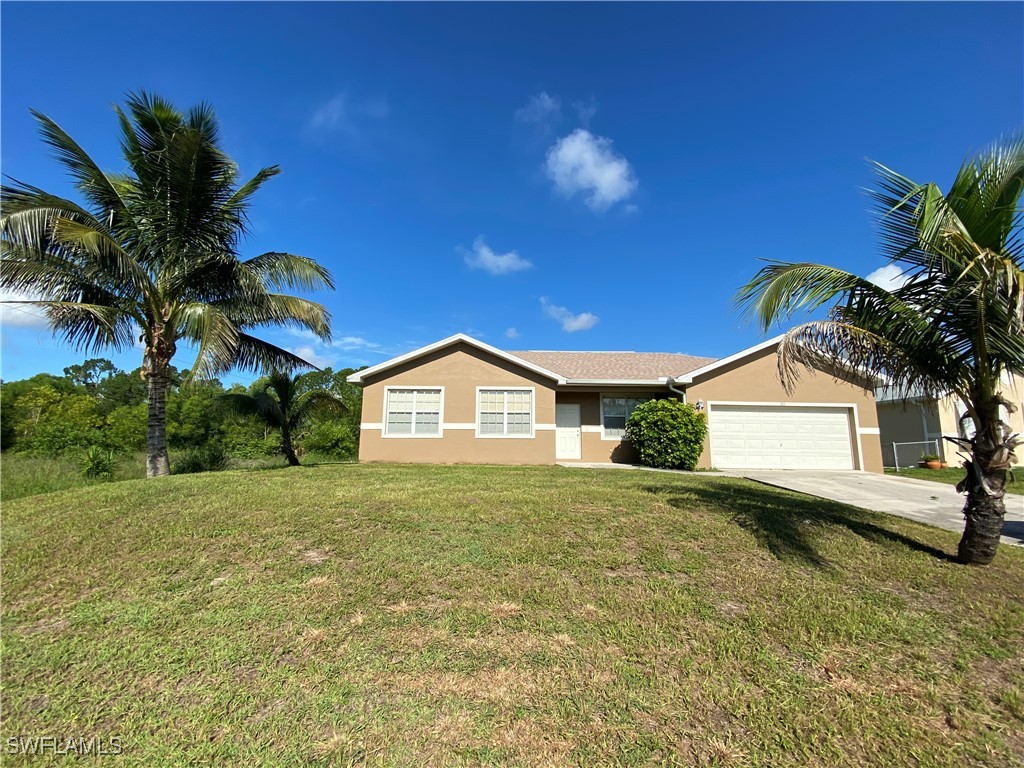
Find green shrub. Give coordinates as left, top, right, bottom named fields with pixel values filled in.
left=222, top=417, right=279, bottom=458
left=20, top=391, right=103, bottom=454
left=625, top=399, right=708, bottom=470
left=172, top=443, right=230, bottom=475
left=81, top=446, right=116, bottom=479
left=104, top=403, right=147, bottom=453
left=301, top=421, right=358, bottom=460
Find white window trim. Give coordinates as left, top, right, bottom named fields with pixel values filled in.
left=599, top=393, right=654, bottom=441
left=381, top=386, right=445, bottom=439
left=475, top=386, right=535, bottom=438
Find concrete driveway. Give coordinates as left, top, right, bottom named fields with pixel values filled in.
left=728, top=470, right=1024, bottom=547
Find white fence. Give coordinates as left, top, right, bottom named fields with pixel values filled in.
left=890, top=439, right=942, bottom=471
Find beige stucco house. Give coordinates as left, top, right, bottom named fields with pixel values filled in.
left=347, top=334, right=884, bottom=472
left=876, top=371, right=1024, bottom=468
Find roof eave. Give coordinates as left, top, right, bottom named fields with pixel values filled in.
left=346, top=333, right=566, bottom=385
left=678, top=335, right=784, bottom=383
left=562, top=378, right=673, bottom=386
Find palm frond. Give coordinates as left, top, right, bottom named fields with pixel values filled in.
left=49, top=217, right=152, bottom=295
left=29, top=110, right=128, bottom=221
left=221, top=167, right=281, bottom=234
left=735, top=261, right=921, bottom=332
left=244, top=252, right=335, bottom=292
left=291, top=389, right=348, bottom=426
left=234, top=293, right=332, bottom=340
left=777, top=321, right=948, bottom=398
left=230, top=333, right=322, bottom=375
left=34, top=300, right=135, bottom=353
left=218, top=391, right=285, bottom=428
left=175, top=303, right=241, bottom=380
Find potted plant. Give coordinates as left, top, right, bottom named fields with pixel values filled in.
left=919, top=453, right=944, bottom=470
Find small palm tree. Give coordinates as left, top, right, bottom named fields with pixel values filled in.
left=737, top=135, right=1024, bottom=565
left=0, top=92, right=333, bottom=477
left=220, top=371, right=346, bottom=466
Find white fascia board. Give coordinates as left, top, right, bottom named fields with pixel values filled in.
left=678, top=335, right=784, bottom=383
left=346, top=333, right=566, bottom=384
left=563, top=379, right=669, bottom=386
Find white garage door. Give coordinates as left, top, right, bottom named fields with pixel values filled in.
left=710, top=405, right=855, bottom=470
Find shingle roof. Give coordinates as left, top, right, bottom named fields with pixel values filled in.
left=507, top=350, right=718, bottom=381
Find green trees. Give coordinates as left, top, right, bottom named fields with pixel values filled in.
left=219, top=370, right=347, bottom=466
left=737, top=136, right=1024, bottom=565
left=1, top=358, right=362, bottom=466
left=0, top=92, right=333, bottom=477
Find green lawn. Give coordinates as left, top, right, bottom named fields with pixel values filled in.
left=3, top=465, right=1023, bottom=766
left=886, top=466, right=1024, bottom=495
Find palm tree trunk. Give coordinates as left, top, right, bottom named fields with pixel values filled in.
left=281, top=426, right=301, bottom=466
left=145, top=369, right=171, bottom=477
left=957, top=459, right=1006, bottom=565
left=956, top=404, right=1012, bottom=564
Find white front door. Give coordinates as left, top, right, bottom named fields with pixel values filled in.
left=555, top=403, right=582, bottom=460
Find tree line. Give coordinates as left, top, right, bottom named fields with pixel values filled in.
left=1, top=358, right=363, bottom=464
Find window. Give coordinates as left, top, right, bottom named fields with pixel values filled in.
left=385, top=388, right=442, bottom=436
left=477, top=389, right=533, bottom=437
left=602, top=395, right=651, bottom=439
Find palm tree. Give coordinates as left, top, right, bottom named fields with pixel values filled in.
left=219, top=370, right=347, bottom=466
left=0, top=92, right=334, bottom=477
left=737, top=135, right=1024, bottom=565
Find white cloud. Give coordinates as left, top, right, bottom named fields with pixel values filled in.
left=544, top=129, right=638, bottom=211
left=308, top=92, right=389, bottom=135
left=1, top=288, right=48, bottom=329
left=572, top=97, right=598, bottom=126
left=462, top=237, right=533, bottom=276
left=505, top=327, right=520, bottom=339
left=290, top=344, right=335, bottom=369
left=515, top=92, right=561, bottom=126
left=540, top=297, right=599, bottom=333
left=332, top=335, right=383, bottom=351
left=866, top=263, right=910, bottom=292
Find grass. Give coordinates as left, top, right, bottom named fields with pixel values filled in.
left=0, top=451, right=350, bottom=501
left=0, top=451, right=148, bottom=500
left=2, top=464, right=1023, bottom=766
left=886, top=466, right=1024, bottom=495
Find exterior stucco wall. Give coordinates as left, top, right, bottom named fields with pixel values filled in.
left=932, top=371, right=1024, bottom=466
left=358, top=343, right=557, bottom=464
left=686, top=347, right=884, bottom=473
left=554, top=390, right=655, bottom=464
left=877, top=401, right=942, bottom=465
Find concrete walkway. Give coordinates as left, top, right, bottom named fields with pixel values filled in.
left=727, top=470, right=1024, bottom=546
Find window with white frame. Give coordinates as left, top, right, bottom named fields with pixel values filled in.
left=602, top=395, right=652, bottom=439
left=385, top=388, right=441, bottom=436
left=477, top=389, right=533, bottom=436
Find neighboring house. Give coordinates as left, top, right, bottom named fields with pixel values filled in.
left=347, top=334, right=884, bottom=472
left=876, top=371, right=1024, bottom=468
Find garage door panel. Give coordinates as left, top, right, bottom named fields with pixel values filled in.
left=710, top=405, right=855, bottom=470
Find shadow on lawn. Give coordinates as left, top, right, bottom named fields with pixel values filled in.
left=644, top=480, right=955, bottom=569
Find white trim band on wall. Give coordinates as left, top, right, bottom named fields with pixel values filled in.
left=857, top=427, right=881, bottom=435
left=361, top=422, right=557, bottom=432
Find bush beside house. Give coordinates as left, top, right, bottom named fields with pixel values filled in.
left=625, top=399, right=708, bottom=470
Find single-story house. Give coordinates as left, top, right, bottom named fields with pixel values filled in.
left=346, top=334, right=884, bottom=472
left=876, top=372, right=1024, bottom=468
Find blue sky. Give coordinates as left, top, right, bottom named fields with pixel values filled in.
left=2, top=2, right=1021, bottom=385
